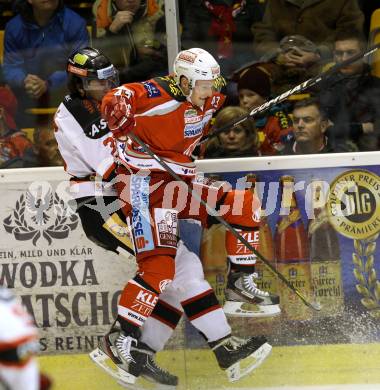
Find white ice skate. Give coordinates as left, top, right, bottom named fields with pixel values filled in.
left=212, top=335, right=272, bottom=382
left=224, top=272, right=281, bottom=318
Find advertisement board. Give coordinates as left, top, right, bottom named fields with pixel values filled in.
left=183, top=152, right=380, bottom=347
left=0, top=168, right=135, bottom=354
left=1, top=152, right=379, bottom=354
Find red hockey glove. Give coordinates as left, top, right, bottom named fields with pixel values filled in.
left=104, top=95, right=135, bottom=139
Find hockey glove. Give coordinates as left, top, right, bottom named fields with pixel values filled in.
left=104, top=95, right=135, bottom=140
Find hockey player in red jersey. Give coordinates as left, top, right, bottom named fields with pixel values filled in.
left=100, top=47, right=272, bottom=383
left=54, top=47, right=271, bottom=388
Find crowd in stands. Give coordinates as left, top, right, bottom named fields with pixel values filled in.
left=0, top=0, right=379, bottom=168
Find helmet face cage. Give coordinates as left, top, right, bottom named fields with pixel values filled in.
left=173, top=48, right=221, bottom=92
left=67, top=48, right=119, bottom=92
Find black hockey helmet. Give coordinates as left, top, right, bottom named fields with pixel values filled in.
left=67, top=47, right=119, bottom=94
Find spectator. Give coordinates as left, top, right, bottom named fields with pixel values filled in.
left=203, top=106, right=259, bottom=158
left=253, top=0, right=365, bottom=61
left=181, top=0, right=265, bottom=75
left=232, top=64, right=294, bottom=155
left=285, top=97, right=358, bottom=154
left=261, top=35, right=323, bottom=95
left=33, top=126, right=64, bottom=167
left=319, top=30, right=380, bottom=151
left=93, top=0, right=167, bottom=83
left=0, top=86, right=37, bottom=168
left=3, top=0, right=89, bottom=125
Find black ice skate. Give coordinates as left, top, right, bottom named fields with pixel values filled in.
left=224, top=272, right=281, bottom=318
left=211, top=335, right=272, bottom=382
left=89, top=327, right=178, bottom=389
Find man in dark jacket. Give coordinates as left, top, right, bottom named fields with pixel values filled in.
left=284, top=97, right=358, bottom=154
left=319, top=31, right=380, bottom=151
left=3, top=0, right=89, bottom=125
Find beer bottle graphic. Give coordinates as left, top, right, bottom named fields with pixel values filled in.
left=275, top=175, right=312, bottom=320
left=200, top=174, right=228, bottom=306
left=245, top=174, right=278, bottom=296
left=309, top=179, right=344, bottom=316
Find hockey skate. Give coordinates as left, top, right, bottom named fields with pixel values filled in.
left=211, top=335, right=272, bottom=382
left=224, top=272, right=281, bottom=318
left=89, top=328, right=178, bottom=389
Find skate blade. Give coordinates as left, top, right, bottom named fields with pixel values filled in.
left=226, top=342, right=272, bottom=382
left=118, top=379, right=176, bottom=390
left=223, top=301, right=281, bottom=318
left=118, top=376, right=177, bottom=390
left=89, top=347, right=137, bottom=385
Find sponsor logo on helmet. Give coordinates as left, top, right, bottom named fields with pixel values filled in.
left=97, top=65, right=115, bottom=80
left=211, top=66, right=220, bottom=75
left=73, top=53, right=89, bottom=66
left=178, top=51, right=197, bottom=64
left=68, top=64, right=88, bottom=77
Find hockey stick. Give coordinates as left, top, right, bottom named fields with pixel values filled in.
left=128, top=132, right=321, bottom=311
left=198, top=42, right=380, bottom=145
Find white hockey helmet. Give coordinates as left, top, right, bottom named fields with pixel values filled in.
left=173, top=48, right=220, bottom=90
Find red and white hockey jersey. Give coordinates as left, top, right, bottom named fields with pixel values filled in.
left=54, top=96, right=117, bottom=199
left=102, top=76, right=225, bottom=176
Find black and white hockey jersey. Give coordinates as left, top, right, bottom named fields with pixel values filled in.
left=54, top=95, right=117, bottom=199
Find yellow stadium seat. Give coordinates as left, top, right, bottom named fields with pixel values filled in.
left=21, top=128, right=36, bottom=143
left=369, top=8, right=380, bottom=77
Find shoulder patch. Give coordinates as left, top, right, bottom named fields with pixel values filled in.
left=63, top=96, right=110, bottom=139
left=142, top=81, right=161, bottom=98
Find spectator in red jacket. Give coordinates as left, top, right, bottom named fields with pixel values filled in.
left=0, top=86, right=37, bottom=168
left=234, top=64, right=294, bottom=155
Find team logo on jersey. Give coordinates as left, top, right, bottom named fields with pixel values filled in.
left=3, top=189, right=78, bottom=245
left=143, top=81, right=161, bottom=98
left=84, top=118, right=109, bottom=139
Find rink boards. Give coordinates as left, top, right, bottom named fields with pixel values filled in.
left=1, top=153, right=380, bottom=389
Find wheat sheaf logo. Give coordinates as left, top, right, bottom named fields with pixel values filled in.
left=3, top=190, right=79, bottom=246
left=352, top=234, right=380, bottom=318
left=327, top=169, right=380, bottom=316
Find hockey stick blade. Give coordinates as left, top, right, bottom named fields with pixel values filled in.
left=128, top=133, right=321, bottom=311
left=199, top=42, right=380, bottom=145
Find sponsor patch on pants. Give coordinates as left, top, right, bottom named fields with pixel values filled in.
left=226, top=228, right=259, bottom=265
left=130, top=174, right=154, bottom=253
left=153, top=208, right=178, bottom=248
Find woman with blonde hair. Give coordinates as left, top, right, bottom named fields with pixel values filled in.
left=203, top=106, right=259, bottom=158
